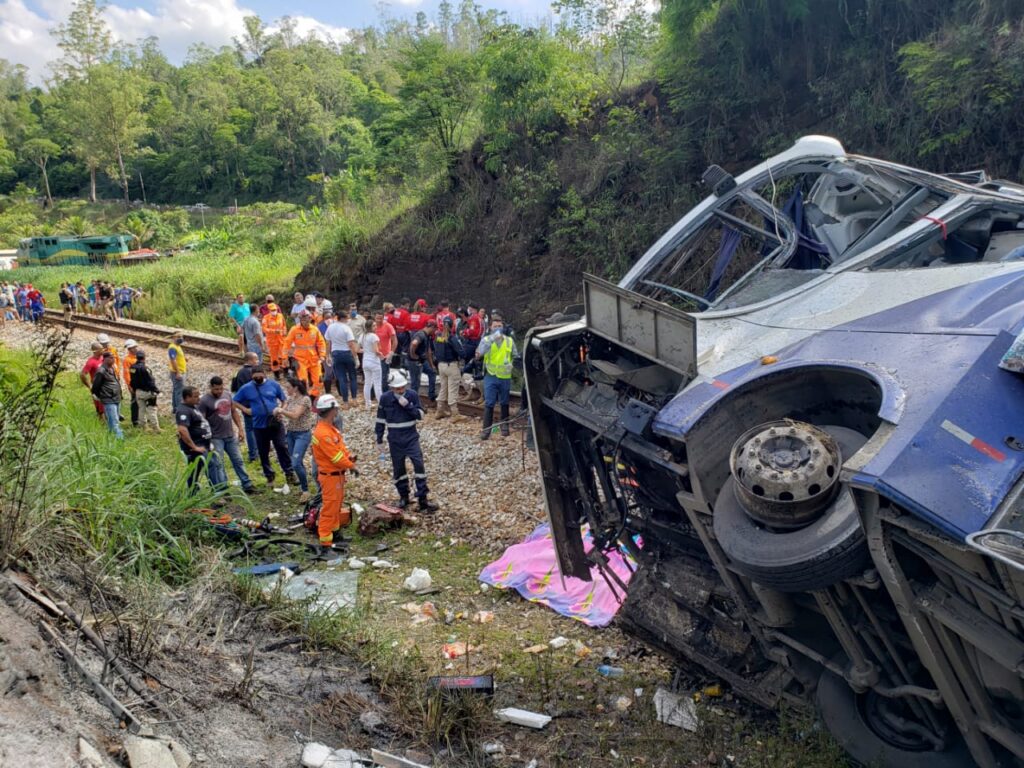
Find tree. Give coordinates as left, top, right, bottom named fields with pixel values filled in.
left=51, top=0, right=113, bottom=81
left=234, top=16, right=277, bottom=66
left=398, top=37, right=482, bottom=164
left=21, top=138, right=60, bottom=207
left=88, top=64, right=147, bottom=204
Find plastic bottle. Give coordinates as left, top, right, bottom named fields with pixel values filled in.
left=597, top=665, right=625, bottom=678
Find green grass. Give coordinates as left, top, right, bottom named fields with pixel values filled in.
left=9, top=185, right=425, bottom=334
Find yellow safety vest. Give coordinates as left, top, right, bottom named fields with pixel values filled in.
left=484, top=337, right=513, bottom=379
left=167, top=342, right=187, bottom=374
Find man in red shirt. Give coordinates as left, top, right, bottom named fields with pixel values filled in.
left=374, top=310, right=397, bottom=386
left=407, top=299, right=430, bottom=333
left=462, top=303, right=484, bottom=352
left=435, top=299, right=456, bottom=330
left=392, top=298, right=411, bottom=360
left=79, top=342, right=106, bottom=419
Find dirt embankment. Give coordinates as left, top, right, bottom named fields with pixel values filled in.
left=297, top=85, right=696, bottom=328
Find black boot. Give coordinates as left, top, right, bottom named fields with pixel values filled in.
left=480, top=407, right=493, bottom=441
left=417, top=496, right=440, bottom=513
left=396, top=496, right=411, bottom=509
left=499, top=403, right=510, bottom=437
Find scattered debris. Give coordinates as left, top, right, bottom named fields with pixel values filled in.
left=267, top=570, right=359, bottom=613
left=548, top=636, right=569, bottom=649
left=428, top=675, right=495, bottom=694
left=472, top=610, right=495, bottom=624
left=370, top=559, right=395, bottom=569
left=572, top=640, right=592, bottom=660
left=495, top=707, right=552, bottom=730
left=403, top=568, right=432, bottom=592
left=482, top=743, right=505, bottom=755
left=358, top=710, right=385, bottom=733
left=523, top=644, right=547, bottom=654
left=441, top=642, right=478, bottom=659
left=232, top=562, right=298, bottom=576
left=613, top=695, right=632, bottom=712
left=597, top=665, right=624, bottom=677
left=654, top=687, right=699, bottom=732
left=348, top=558, right=366, bottom=570
left=359, top=504, right=410, bottom=537
left=370, top=748, right=430, bottom=768
left=401, top=601, right=437, bottom=625
left=302, top=742, right=369, bottom=768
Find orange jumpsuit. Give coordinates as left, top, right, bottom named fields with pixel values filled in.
left=284, top=323, right=326, bottom=396
left=261, top=307, right=287, bottom=374
left=310, top=419, right=355, bottom=544
left=104, top=345, right=122, bottom=383
left=122, top=351, right=137, bottom=388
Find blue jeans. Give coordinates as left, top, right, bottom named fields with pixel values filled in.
left=286, top=430, right=312, bottom=492
left=170, top=374, right=184, bottom=412
left=331, top=350, right=358, bottom=401
left=243, top=413, right=257, bottom=460
left=483, top=375, right=511, bottom=407
left=424, top=362, right=437, bottom=401
left=211, top=436, right=253, bottom=490
left=103, top=403, right=124, bottom=439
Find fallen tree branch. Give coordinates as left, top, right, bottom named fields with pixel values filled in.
left=38, top=620, right=143, bottom=733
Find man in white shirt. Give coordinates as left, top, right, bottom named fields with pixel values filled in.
left=289, top=291, right=306, bottom=321
left=324, top=315, right=361, bottom=405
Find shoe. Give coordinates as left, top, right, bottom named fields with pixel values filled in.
left=417, top=497, right=440, bottom=513
left=242, top=486, right=260, bottom=495
left=273, top=483, right=291, bottom=495
left=500, top=403, right=511, bottom=437
left=299, top=491, right=310, bottom=503
left=247, top=456, right=258, bottom=463
left=314, top=545, right=340, bottom=562
left=480, top=407, right=493, bottom=441
left=332, top=530, right=349, bottom=544
left=396, top=496, right=411, bottom=509
left=286, top=473, right=300, bottom=486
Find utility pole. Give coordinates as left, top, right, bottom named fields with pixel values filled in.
left=139, top=171, right=147, bottom=204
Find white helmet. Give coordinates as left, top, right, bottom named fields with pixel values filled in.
left=388, top=370, right=409, bottom=389
left=96, top=333, right=110, bottom=344
left=315, top=394, right=339, bottom=411
left=304, top=296, right=317, bottom=308
left=125, top=339, right=137, bottom=349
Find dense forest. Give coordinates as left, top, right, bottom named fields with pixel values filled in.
left=3, top=0, right=1024, bottom=318
left=0, top=0, right=657, bottom=206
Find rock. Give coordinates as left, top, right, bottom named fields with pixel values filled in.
left=482, top=742, right=505, bottom=755
left=301, top=742, right=333, bottom=768
left=123, top=736, right=180, bottom=768
left=548, top=636, right=569, bottom=649
left=371, top=559, right=395, bottom=569
left=78, top=736, right=108, bottom=768
left=347, top=558, right=366, bottom=570
left=323, top=749, right=365, bottom=768
left=359, top=710, right=385, bottom=732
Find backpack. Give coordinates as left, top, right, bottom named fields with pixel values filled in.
left=303, top=491, right=323, bottom=533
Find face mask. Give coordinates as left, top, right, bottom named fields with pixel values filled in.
left=175, top=337, right=184, bottom=344
left=350, top=310, right=357, bottom=318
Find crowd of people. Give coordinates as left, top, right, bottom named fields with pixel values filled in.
left=0, top=279, right=144, bottom=326
left=76, top=290, right=522, bottom=557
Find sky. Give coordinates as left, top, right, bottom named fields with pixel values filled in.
left=0, top=0, right=559, bottom=82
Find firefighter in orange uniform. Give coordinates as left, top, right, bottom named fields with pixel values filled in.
left=310, top=394, right=356, bottom=552
left=261, top=302, right=287, bottom=378
left=284, top=310, right=327, bottom=396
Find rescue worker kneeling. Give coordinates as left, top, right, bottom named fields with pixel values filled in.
left=310, top=394, right=356, bottom=554
left=375, top=370, right=440, bottom=513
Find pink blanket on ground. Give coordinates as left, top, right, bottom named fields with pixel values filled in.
left=478, top=524, right=639, bottom=628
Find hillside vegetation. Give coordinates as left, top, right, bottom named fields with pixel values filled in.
left=301, top=0, right=1024, bottom=322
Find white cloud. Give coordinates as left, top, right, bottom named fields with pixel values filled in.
left=0, top=0, right=348, bottom=84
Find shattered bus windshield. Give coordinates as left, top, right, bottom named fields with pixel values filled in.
left=629, top=158, right=949, bottom=311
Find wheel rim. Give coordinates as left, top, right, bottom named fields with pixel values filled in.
left=729, top=420, right=843, bottom=529
left=859, top=690, right=946, bottom=753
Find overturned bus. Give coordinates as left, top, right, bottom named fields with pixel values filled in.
left=524, top=136, right=1024, bottom=767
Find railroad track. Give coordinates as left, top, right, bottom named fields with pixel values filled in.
left=42, top=308, right=241, bottom=363
left=42, top=308, right=526, bottom=412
